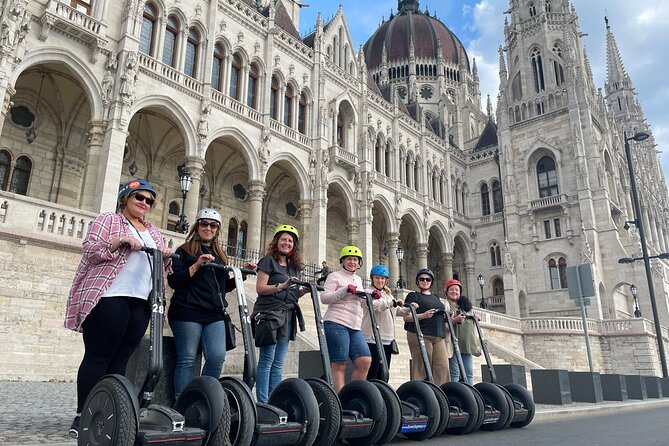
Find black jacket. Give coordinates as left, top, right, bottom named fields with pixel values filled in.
left=251, top=286, right=306, bottom=347
left=167, top=245, right=236, bottom=324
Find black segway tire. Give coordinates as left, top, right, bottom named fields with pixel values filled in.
left=176, top=376, right=231, bottom=446
left=468, top=384, right=485, bottom=432
left=78, top=376, right=137, bottom=446
left=500, top=388, right=515, bottom=430
left=440, top=382, right=480, bottom=435
left=474, top=382, right=510, bottom=431
left=339, top=380, right=387, bottom=446
left=504, top=383, right=535, bottom=428
left=269, top=378, right=320, bottom=446
left=370, top=380, right=402, bottom=445
left=396, top=381, right=441, bottom=441
left=420, top=381, right=450, bottom=437
left=219, top=378, right=256, bottom=446
left=306, top=378, right=341, bottom=446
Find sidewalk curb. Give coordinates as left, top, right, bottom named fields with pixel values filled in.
left=533, top=397, right=669, bottom=420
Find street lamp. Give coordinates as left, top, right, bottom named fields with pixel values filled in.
left=176, top=165, right=192, bottom=233
left=621, top=130, right=667, bottom=377
left=630, top=284, right=642, bottom=318
left=396, top=247, right=405, bottom=289
left=477, top=274, right=486, bottom=309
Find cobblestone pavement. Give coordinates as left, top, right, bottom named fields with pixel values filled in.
left=2, top=380, right=668, bottom=446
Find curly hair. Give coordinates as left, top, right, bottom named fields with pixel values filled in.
left=265, top=232, right=303, bottom=270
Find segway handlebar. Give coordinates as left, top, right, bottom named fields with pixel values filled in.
left=139, top=246, right=180, bottom=260
left=200, top=262, right=257, bottom=276
left=288, top=278, right=325, bottom=292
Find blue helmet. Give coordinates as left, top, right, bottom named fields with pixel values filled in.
left=118, top=179, right=157, bottom=200
left=370, top=264, right=390, bottom=278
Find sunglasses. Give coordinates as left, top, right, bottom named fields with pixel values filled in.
left=132, top=193, right=155, bottom=206
left=418, top=277, right=432, bottom=282
left=198, top=221, right=221, bottom=229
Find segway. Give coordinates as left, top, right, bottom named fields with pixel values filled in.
left=355, top=289, right=444, bottom=441
left=289, top=279, right=389, bottom=446
left=405, top=304, right=483, bottom=435
left=468, top=313, right=535, bottom=428
left=78, top=247, right=230, bottom=446
left=441, top=307, right=511, bottom=431
left=201, top=263, right=320, bottom=446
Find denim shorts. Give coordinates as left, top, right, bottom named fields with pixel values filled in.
left=323, top=321, right=370, bottom=363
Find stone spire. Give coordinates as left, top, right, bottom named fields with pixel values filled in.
left=398, top=0, right=419, bottom=13
left=604, top=16, right=633, bottom=94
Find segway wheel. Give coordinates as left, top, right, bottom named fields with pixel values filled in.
left=370, top=380, right=402, bottom=445
left=268, top=378, right=320, bottom=446
left=440, top=382, right=480, bottom=435
left=396, top=381, right=441, bottom=441
left=420, top=381, right=450, bottom=437
left=176, top=376, right=231, bottom=446
left=474, top=382, right=510, bottom=431
left=306, top=379, right=340, bottom=446
left=469, top=384, right=486, bottom=432
left=504, top=383, right=535, bottom=428
left=500, top=388, right=515, bottom=430
left=219, top=378, right=256, bottom=446
left=339, top=380, right=387, bottom=446
left=78, top=376, right=136, bottom=446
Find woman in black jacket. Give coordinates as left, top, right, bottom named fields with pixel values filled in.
left=167, top=208, right=255, bottom=397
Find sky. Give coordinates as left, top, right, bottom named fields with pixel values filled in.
left=297, top=0, right=669, bottom=183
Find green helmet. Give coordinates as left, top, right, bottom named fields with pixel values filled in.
left=273, top=224, right=299, bottom=242
left=339, top=245, right=363, bottom=266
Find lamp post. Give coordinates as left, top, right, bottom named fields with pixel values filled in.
left=622, top=130, right=667, bottom=377
left=176, top=166, right=192, bottom=234
left=630, top=284, right=642, bottom=318
left=396, top=247, right=405, bottom=289
left=477, top=274, right=486, bottom=309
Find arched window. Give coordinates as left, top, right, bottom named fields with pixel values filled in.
left=184, top=28, right=200, bottom=78
left=270, top=76, right=279, bottom=120
left=298, top=92, right=307, bottom=134
left=413, top=161, right=420, bottom=191
left=490, top=246, right=497, bottom=266
left=212, top=43, right=224, bottom=91
left=375, top=138, right=382, bottom=173
left=492, top=180, right=503, bottom=213
left=545, top=0, right=551, bottom=13
left=529, top=2, right=537, bottom=16
left=166, top=201, right=180, bottom=231
left=552, top=43, right=564, bottom=86
left=247, top=63, right=259, bottom=109
left=10, top=156, right=31, bottom=195
left=531, top=48, right=545, bottom=92
left=139, top=2, right=157, bottom=55
left=385, top=143, right=392, bottom=177
left=0, top=150, right=10, bottom=190
left=537, top=156, right=559, bottom=197
left=493, top=278, right=504, bottom=296
left=70, top=0, right=91, bottom=14
left=480, top=183, right=490, bottom=216
left=238, top=221, right=248, bottom=256
left=230, top=53, right=242, bottom=101
left=162, top=15, right=179, bottom=67
left=284, top=85, right=294, bottom=127
left=227, top=218, right=239, bottom=256
left=336, top=113, right=344, bottom=148
left=405, top=156, right=411, bottom=187
left=461, top=186, right=467, bottom=216
left=548, top=257, right=568, bottom=289
left=496, top=245, right=502, bottom=266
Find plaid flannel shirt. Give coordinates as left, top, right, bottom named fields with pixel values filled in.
left=64, top=212, right=169, bottom=332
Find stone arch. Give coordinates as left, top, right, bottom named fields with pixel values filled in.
left=519, top=290, right=528, bottom=317
left=373, top=194, right=397, bottom=233
left=266, top=151, right=310, bottom=201
left=13, top=48, right=103, bottom=121
left=327, top=174, right=356, bottom=218
left=205, top=126, right=260, bottom=180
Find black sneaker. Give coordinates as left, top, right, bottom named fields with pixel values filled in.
left=69, top=415, right=80, bottom=439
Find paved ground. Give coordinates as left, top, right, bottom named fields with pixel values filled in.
left=1, top=380, right=668, bottom=446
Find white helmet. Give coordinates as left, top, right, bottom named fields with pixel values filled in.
left=196, top=208, right=222, bottom=224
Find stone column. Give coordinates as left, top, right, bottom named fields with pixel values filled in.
left=0, top=86, right=16, bottom=138
left=417, top=242, right=428, bottom=270
left=443, top=253, right=453, bottom=281
left=642, top=206, right=654, bottom=248
left=299, top=199, right=313, bottom=262
left=183, top=157, right=205, bottom=223
left=81, top=120, right=123, bottom=212
left=386, top=232, right=399, bottom=289
left=308, top=189, right=328, bottom=270
left=358, top=208, right=374, bottom=277
left=347, top=218, right=359, bottom=245
left=247, top=181, right=266, bottom=257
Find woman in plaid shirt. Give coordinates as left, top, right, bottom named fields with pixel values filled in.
left=64, top=179, right=172, bottom=439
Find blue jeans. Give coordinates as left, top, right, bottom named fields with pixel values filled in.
left=256, top=321, right=291, bottom=403
left=450, top=352, right=474, bottom=385
left=170, top=320, right=227, bottom=396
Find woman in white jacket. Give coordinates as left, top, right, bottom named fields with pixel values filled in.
left=361, top=264, right=415, bottom=380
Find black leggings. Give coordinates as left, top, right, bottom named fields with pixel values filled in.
left=77, top=296, right=150, bottom=411
left=366, top=342, right=394, bottom=381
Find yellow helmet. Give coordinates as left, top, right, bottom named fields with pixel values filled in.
left=339, top=245, right=363, bottom=265
left=273, top=224, right=299, bottom=242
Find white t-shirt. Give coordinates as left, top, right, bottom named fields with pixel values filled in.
left=101, top=228, right=157, bottom=300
